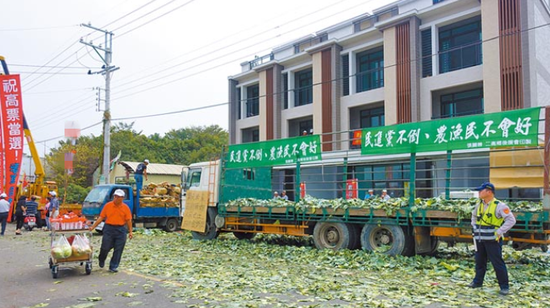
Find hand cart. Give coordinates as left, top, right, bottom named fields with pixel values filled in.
left=49, top=229, right=93, bottom=279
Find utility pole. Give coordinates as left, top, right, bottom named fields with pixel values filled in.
left=80, top=24, right=119, bottom=184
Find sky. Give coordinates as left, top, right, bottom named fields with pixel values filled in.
left=1, top=0, right=394, bottom=157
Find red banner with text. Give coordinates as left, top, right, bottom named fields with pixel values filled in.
left=0, top=75, right=24, bottom=220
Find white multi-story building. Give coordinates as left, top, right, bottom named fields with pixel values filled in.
left=229, top=0, right=550, bottom=147
left=227, top=0, right=550, bottom=200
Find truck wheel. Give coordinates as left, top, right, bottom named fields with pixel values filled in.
left=361, top=224, right=411, bottom=256
left=191, top=208, right=219, bottom=240
left=164, top=218, right=179, bottom=232
left=313, top=221, right=353, bottom=251
left=233, top=232, right=256, bottom=240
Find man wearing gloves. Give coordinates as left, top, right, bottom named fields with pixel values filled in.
left=469, top=182, right=516, bottom=295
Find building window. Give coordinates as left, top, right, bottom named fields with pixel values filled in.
left=283, top=73, right=289, bottom=109
left=421, top=29, right=432, bottom=77
left=440, top=88, right=483, bottom=118
left=360, top=107, right=385, bottom=128
left=299, top=119, right=313, bottom=136
left=294, top=69, right=313, bottom=106
left=242, top=127, right=259, bottom=143
left=439, top=16, right=482, bottom=74
left=356, top=47, right=384, bottom=93
left=342, top=54, right=350, bottom=96
left=246, top=85, right=259, bottom=117
left=237, top=89, right=241, bottom=120
left=433, top=0, right=445, bottom=4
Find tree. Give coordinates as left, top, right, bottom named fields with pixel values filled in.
left=45, top=123, right=228, bottom=188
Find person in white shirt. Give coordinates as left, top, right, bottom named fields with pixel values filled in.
left=381, top=189, right=391, bottom=201
left=0, top=193, right=11, bottom=236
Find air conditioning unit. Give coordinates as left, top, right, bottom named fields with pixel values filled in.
left=448, top=191, right=479, bottom=199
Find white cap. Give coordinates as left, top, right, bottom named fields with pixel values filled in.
left=0, top=193, right=6, bottom=198
left=368, top=189, right=374, bottom=192
left=49, top=191, right=57, bottom=196
left=382, top=189, right=387, bottom=193
left=274, top=191, right=279, bottom=194
left=114, top=189, right=126, bottom=197
left=144, top=159, right=150, bottom=164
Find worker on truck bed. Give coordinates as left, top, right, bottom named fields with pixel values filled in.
left=469, top=182, right=516, bottom=296
left=134, top=159, right=149, bottom=194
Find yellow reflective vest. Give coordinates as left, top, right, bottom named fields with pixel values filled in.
left=473, top=199, right=504, bottom=241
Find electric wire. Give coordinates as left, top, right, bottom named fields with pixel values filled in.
left=113, top=0, right=356, bottom=89
left=116, top=0, right=197, bottom=38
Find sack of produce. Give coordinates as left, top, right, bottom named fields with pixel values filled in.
left=51, top=235, right=72, bottom=259
left=71, top=234, right=92, bottom=257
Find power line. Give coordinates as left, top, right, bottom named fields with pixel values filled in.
left=113, top=0, right=354, bottom=89
left=35, top=121, right=103, bottom=143
left=0, top=25, right=77, bottom=32
left=112, top=102, right=228, bottom=121
left=116, top=0, right=197, bottom=38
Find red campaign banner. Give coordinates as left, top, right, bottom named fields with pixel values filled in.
left=346, top=179, right=358, bottom=199
left=0, top=75, right=24, bottom=220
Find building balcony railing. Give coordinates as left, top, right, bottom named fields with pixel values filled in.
left=249, top=53, right=274, bottom=70
left=439, top=41, right=482, bottom=74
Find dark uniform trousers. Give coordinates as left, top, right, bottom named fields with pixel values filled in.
left=473, top=238, right=509, bottom=289
left=99, top=224, right=128, bottom=270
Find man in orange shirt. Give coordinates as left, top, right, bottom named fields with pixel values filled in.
left=89, top=189, right=133, bottom=273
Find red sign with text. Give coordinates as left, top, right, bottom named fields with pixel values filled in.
left=0, top=75, right=24, bottom=219
left=346, top=179, right=358, bottom=199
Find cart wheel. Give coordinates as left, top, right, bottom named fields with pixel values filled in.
left=52, top=266, right=58, bottom=279
left=85, top=262, right=92, bottom=275
left=49, top=257, right=53, bottom=269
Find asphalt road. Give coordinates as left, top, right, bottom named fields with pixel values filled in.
left=0, top=223, right=180, bottom=308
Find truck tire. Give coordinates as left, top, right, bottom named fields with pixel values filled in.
left=191, top=207, right=219, bottom=240
left=361, top=224, right=413, bottom=256
left=233, top=232, right=256, bottom=240
left=164, top=218, right=179, bottom=232
left=313, top=221, right=353, bottom=251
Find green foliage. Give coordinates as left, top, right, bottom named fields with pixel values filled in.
left=45, top=123, right=228, bottom=187
left=58, top=183, right=91, bottom=204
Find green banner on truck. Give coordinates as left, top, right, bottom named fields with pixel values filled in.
left=361, top=107, right=541, bottom=155
left=227, top=134, right=321, bottom=168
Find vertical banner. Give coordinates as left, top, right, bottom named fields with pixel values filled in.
left=0, top=75, right=24, bottom=218
left=346, top=179, right=358, bottom=199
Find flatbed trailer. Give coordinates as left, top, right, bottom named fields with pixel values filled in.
left=183, top=107, right=550, bottom=256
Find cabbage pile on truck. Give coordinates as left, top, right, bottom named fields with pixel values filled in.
left=139, top=182, right=181, bottom=208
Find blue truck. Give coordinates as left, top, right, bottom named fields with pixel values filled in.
left=82, top=184, right=182, bottom=232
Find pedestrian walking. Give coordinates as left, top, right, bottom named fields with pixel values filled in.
left=134, top=159, right=149, bottom=194
left=89, top=189, right=133, bottom=273
left=49, top=191, right=60, bottom=219
left=15, top=195, right=27, bottom=235
left=469, top=182, right=516, bottom=295
left=0, top=193, right=10, bottom=236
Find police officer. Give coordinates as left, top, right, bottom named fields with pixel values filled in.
left=469, top=182, right=516, bottom=295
